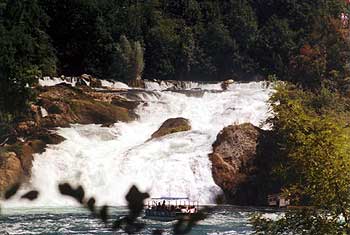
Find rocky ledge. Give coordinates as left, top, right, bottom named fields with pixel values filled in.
left=37, top=84, right=137, bottom=127
left=0, top=82, right=140, bottom=193
left=209, top=123, right=278, bottom=206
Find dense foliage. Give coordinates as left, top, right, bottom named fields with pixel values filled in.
left=0, top=0, right=56, bottom=121
left=252, top=83, right=350, bottom=233
left=1, top=0, right=349, bottom=120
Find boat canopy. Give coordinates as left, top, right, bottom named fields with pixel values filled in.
left=151, top=197, right=190, bottom=200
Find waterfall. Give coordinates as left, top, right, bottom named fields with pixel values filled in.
left=4, top=82, right=273, bottom=208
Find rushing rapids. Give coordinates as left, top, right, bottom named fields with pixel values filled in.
left=5, top=81, right=273, bottom=207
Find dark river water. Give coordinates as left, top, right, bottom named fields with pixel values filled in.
left=0, top=206, right=278, bottom=235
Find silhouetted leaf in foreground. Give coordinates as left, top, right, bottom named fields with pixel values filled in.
left=126, top=185, right=150, bottom=218
left=58, top=183, right=85, bottom=203
left=58, top=183, right=110, bottom=226
left=112, top=185, right=149, bottom=234
left=99, top=205, right=109, bottom=224
left=173, top=207, right=211, bottom=235
left=21, top=190, right=39, bottom=201
left=4, top=183, right=21, bottom=200
left=87, top=197, right=96, bottom=213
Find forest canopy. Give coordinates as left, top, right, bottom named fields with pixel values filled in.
left=1, top=0, right=349, bottom=82
left=0, top=0, right=349, bottom=118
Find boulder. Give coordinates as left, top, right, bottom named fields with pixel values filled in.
left=209, top=123, right=261, bottom=205
left=35, top=132, right=65, bottom=145
left=221, top=79, right=234, bottom=90
left=0, top=152, right=23, bottom=192
left=151, top=118, right=191, bottom=139
left=68, top=99, right=136, bottom=124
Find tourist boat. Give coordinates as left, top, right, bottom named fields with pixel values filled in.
left=144, top=197, right=198, bottom=221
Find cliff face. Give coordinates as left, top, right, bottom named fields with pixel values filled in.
left=210, top=123, right=278, bottom=206
left=0, top=82, right=140, bottom=193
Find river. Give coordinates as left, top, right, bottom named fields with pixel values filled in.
left=1, top=81, right=275, bottom=234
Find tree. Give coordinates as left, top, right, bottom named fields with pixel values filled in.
left=200, top=20, right=236, bottom=80
left=0, top=0, right=56, bottom=122
left=254, top=16, right=297, bottom=78
left=144, top=19, right=180, bottom=80
left=253, top=83, right=350, bottom=234
left=133, top=41, right=145, bottom=80
left=113, top=35, right=144, bottom=82
left=41, top=0, right=104, bottom=76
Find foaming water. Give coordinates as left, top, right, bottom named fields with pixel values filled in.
left=4, top=82, right=273, bottom=208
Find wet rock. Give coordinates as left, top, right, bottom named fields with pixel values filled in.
left=90, top=77, right=102, bottom=88
left=35, top=132, right=65, bottom=145
left=18, top=142, right=36, bottom=178
left=47, top=102, right=65, bottom=114
left=209, top=123, right=261, bottom=205
left=68, top=99, right=136, bottom=124
left=81, top=74, right=102, bottom=88
left=221, top=79, right=234, bottom=90
left=0, top=152, right=23, bottom=192
left=41, top=114, right=70, bottom=128
left=151, top=118, right=191, bottom=139
left=0, top=133, right=61, bottom=192
left=111, top=97, right=140, bottom=110
left=38, top=84, right=137, bottom=127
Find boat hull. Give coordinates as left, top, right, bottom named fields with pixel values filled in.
left=144, top=210, right=191, bottom=221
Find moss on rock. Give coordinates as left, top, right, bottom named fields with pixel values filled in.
left=151, top=118, right=191, bottom=139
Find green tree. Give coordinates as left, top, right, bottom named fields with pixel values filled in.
left=253, top=83, right=350, bottom=234
left=0, top=0, right=56, bottom=122
left=200, top=20, right=235, bottom=80
left=254, top=16, right=297, bottom=77
left=114, top=35, right=144, bottom=82
left=144, top=19, right=180, bottom=80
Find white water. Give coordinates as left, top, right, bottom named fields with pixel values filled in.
left=38, top=76, right=130, bottom=90
left=39, top=76, right=80, bottom=87
left=5, top=82, right=273, bottom=208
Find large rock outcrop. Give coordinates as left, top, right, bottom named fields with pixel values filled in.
left=0, top=82, right=141, bottom=193
left=38, top=84, right=138, bottom=127
left=0, top=133, right=66, bottom=192
left=209, top=123, right=276, bottom=205
left=151, top=118, right=191, bottom=139
left=0, top=152, right=23, bottom=192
